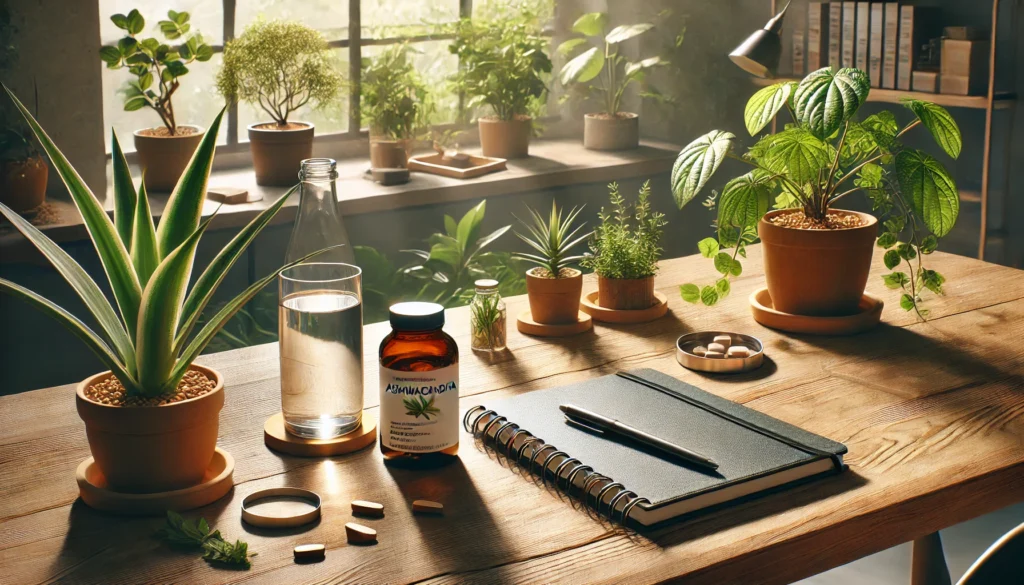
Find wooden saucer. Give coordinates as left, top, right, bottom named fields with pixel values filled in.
left=749, top=287, right=884, bottom=335
left=76, top=448, right=234, bottom=515
left=580, top=290, right=669, bottom=324
left=264, top=411, right=377, bottom=457
left=516, top=310, right=593, bottom=337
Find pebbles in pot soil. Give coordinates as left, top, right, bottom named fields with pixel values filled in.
left=768, top=210, right=866, bottom=230
left=83, top=369, right=215, bottom=406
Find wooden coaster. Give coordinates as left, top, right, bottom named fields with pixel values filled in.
left=516, top=310, right=592, bottom=337
left=208, top=187, right=262, bottom=204
left=580, top=290, right=669, bottom=324
left=264, top=411, right=377, bottom=457
left=76, top=448, right=234, bottom=515
left=749, top=287, right=883, bottom=335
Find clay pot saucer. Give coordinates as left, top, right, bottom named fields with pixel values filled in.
left=580, top=290, right=668, bottom=324
left=516, top=310, right=592, bottom=337
left=749, top=287, right=883, bottom=335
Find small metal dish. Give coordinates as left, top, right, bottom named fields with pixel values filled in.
left=676, top=331, right=764, bottom=374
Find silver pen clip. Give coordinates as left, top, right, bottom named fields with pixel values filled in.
left=564, top=415, right=606, bottom=435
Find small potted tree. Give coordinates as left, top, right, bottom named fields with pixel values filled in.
left=99, top=9, right=213, bottom=191
left=362, top=44, right=432, bottom=169
left=217, top=20, right=343, bottom=186
left=673, top=67, right=962, bottom=320
left=557, top=13, right=666, bottom=151
left=0, top=86, right=327, bottom=501
left=449, top=15, right=551, bottom=159
left=582, top=180, right=666, bottom=310
left=514, top=201, right=592, bottom=324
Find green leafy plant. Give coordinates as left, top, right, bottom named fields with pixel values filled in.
left=99, top=9, right=213, bottom=135
left=216, top=20, right=343, bottom=126
left=556, top=12, right=667, bottom=115
left=403, top=396, right=440, bottom=420
left=361, top=44, right=433, bottom=140
left=581, top=181, right=666, bottom=279
left=672, top=67, right=962, bottom=317
left=159, top=511, right=254, bottom=569
left=513, top=201, right=592, bottom=277
left=448, top=14, right=552, bottom=121
left=0, top=86, right=328, bottom=397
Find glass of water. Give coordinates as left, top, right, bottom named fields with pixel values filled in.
left=279, top=263, right=363, bottom=439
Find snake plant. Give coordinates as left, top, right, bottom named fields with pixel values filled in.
left=513, top=201, right=591, bottom=278
left=0, top=85, right=326, bottom=397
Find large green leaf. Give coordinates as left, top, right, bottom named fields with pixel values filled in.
left=624, top=56, right=665, bottom=78
left=556, top=37, right=588, bottom=56
left=155, top=106, right=225, bottom=259
left=895, top=150, right=959, bottom=238
left=560, top=46, right=604, bottom=85
left=131, top=180, right=159, bottom=286
left=902, top=99, right=962, bottom=159
left=4, top=84, right=143, bottom=338
left=759, top=127, right=832, bottom=183
left=670, top=130, right=734, bottom=209
left=718, top=171, right=772, bottom=229
left=456, top=200, right=486, bottom=255
left=606, top=23, right=653, bottom=44
left=794, top=67, right=870, bottom=139
left=744, top=82, right=793, bottom=136
left=110, top=132, right=137, bottom=250
left=572, top=12, right=607, bottom=37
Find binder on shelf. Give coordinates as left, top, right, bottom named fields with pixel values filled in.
left=855, top=2, right=870, bottom=72
left=793, top=31, right=806, bottom=76
left=829, top=3, right=843, bottom=68
left=841, top=2, right=857, bottom=67
left=898, top=5, right=941, bottom=90
left=868, top=3, right=885, bottom=86
left=807, top=2, right=830, bottom=71
left=882, top=2, right=900, bottom=88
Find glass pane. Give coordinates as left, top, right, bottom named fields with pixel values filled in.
left=236, top=0, right=348, bottom=40
left=362, top=41, right=459, bottom=125
left=238, top=48, right=349, bottom=139
left=98, top=0, right=223, bottom=44
left=361, top=0, right=458, bottom=35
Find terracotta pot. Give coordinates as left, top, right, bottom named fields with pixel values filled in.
left=525, top=267, right=583, bottom=324
left=597, top=275, right=655, bottom=310
left=1, top=155, right=47, bottom=213
left=369, top=137, right=410, bottom=169
left=248, top=121, right=315, bottom=186
left=583, top=112, right=639, bottom=151
left=758, top=209, right=878, bottom=316
left=478, top=116, right=531, bottom=159
left=133, top=125, right=204, bottom=192
left=76, top=364, right=225, bottom=494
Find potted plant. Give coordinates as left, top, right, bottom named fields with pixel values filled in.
left=99, top=9, right=213, bottom=191
left=673, top=67, right=962, bottom=319
left=217, top=20, right=343, bottom=186
left=581, top=180, right=666, bottom=310
left=557, top=13, right=667, bottom=151
left=361, top=44, right=432, bottom=169
left=449, top=15, right=551, bottom=159
left=514, top=201, right=591, bottom=324
left=0, top=87, right=326, bottom=495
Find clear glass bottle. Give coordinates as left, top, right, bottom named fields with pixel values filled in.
left=469, top=279, right=506, bottom=352
left=285, top=158, right=354, bottom=264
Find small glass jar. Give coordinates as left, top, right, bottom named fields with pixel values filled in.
left=470, top=279, right=507, bottom=352
left=379, top=302, right=459, bottom=467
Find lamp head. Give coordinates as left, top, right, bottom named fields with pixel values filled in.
left=729, top=1, right=791, bottom=78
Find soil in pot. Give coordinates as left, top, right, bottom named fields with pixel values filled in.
left=133, top=125, right=204, bottom=192
left=478, top=115, right=531, bottom=159
left=1, top=155, right=48, bottom=213
left=597, top=275, right=655, bottom=310
left=758, top=209, right=878, bottom=317
left=248, top=121, right=315, bottom=186
left=526, top=267, right=583, bottom=324
left=583, top=112, right=639, bottom=151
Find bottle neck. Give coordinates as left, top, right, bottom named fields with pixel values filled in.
left=299, top=179, right=338, bottom=210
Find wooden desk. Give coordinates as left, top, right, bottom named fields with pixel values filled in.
left=2, top=248, right=1023, bottom=584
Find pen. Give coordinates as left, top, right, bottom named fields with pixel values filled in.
left=559, top=404, right=719, bottom=470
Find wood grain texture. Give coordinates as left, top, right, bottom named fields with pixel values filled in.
left=1, top=248, right=1023, bottom=584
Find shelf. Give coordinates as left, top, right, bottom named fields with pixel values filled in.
left=751, top=77, right=1016, bottom=110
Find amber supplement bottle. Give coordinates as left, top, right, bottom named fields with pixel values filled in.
left=379, top=302, right=459, bottom=467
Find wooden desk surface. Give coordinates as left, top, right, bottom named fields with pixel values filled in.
left=2, top=248, right=1023, bottom=584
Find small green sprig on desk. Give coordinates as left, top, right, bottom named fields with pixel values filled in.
left=581, top=181, right=667, bottom=280
left=158, top=511, right=254, bottom=569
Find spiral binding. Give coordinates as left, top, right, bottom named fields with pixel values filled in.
left=463, top=405, right=650, bottom=526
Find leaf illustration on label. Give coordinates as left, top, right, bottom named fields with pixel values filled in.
left=403, top=395, right=441, bottom=420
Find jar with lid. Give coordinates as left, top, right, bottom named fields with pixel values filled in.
left=379, top=302, right=459, bottom=467
left=469, top=279, right=507, bottom=352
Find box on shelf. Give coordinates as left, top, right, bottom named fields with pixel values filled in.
left=943, top=26, right=987, bottom=41
left=940, top=74, right=987, bottom=96
left=939, top=39, right=989, bottom=96
left=911, top=71, right=939, bottom=93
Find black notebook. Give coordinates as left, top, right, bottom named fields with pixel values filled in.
left=463, top=369, right=847, bottom=527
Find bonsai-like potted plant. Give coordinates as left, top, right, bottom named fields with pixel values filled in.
left=557, top=12, right=666, bottom=151
left=99, top=9, right=213, bottom=191
left=217, top=20, right=343, bottom=186
left=673, top=67, right=962, bottom=319
left=582, top=180, right=666, bottom=310
left=0, top=86, right=325, bottom=497
left=514, top=201, right=591, bottom=324
left=449, top=15, right=551, bottom=159
left=361, top=44, right=432, bottom=169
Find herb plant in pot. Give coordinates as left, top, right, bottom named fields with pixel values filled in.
left=673, top=67, right=962, bottom=319
left=99, top=9, right=213, bottom=191
left=362, top=44, right=432, bottom=169
left=0, top=88, right=324, bottom=498
left=514, top=202, right=592, bottom=324
left=217, top=20, right=342, bottom=186
left=557, top=13, right=666, bottom=151
left=449, top=15, right=551, bottom=159
left=582, top=180, right=666, bottom=310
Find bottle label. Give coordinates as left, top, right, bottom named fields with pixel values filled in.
left=379, top=364, right=459, bottom=453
